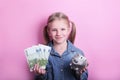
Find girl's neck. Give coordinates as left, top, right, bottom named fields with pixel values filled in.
left=53, top=41, right=67, bottom=55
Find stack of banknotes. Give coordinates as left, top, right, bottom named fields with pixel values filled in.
left=24, top=44, right=51, bottom=72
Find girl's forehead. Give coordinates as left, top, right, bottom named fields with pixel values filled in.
left=49, top=19, right=69, bottom=27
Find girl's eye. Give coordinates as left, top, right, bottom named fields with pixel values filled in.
left=61, top=28, right=66, bottom=31
left=51, top=29, right=57, bottom=31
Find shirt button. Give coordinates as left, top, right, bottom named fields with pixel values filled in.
left=61, top=69, right=63, bottom=71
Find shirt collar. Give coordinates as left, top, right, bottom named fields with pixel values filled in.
left=47, top=40, right=76, bottom=56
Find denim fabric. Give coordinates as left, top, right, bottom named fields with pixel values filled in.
left=35, top=40, right=88, bottom=80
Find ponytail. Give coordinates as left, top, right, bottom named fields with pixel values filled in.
left=68, top=21, right=76, bottom=44
left=43, top=25, right=50, bottom=44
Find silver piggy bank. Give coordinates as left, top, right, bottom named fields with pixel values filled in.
left=70, top=54, right=88, bottom=71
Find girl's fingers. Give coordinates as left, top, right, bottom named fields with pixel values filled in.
left=80, top=70, right=82, bottom=74
left=33, top=64, right=37, bottom=72
left=33, top=64, right=46, bottom=74
left=79, top=67, right=87, bottom=74
left=83, top=68, right=86, bottom=71
left=34, top=64, right=40, bottom=73
left=42, top=69, right=46, bottom=74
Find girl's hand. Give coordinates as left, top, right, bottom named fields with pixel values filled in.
left=80, top=63, right=89, bottom=74
left=80, top=67, right=87, bottom=74
left=33, top=64, right=46, bottom=75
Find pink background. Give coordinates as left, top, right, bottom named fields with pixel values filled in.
left=0, top=0, right=120, bottom=80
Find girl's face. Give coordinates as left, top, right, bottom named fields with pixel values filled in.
left=48, top=19, right=70, bottom=44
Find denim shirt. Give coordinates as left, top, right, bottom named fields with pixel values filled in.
left=35, top=40, right=88, bottom=80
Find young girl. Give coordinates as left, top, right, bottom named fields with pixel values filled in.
left=34, top=12, right=88, bottom=80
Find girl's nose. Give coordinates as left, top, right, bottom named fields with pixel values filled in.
left=56, top=30, right=61, bottom=35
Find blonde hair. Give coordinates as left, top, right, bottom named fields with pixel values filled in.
left=43, top=12, right=76, bottom=44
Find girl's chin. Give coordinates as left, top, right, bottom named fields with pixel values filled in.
left=54, top=39, right=66, bottom=44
